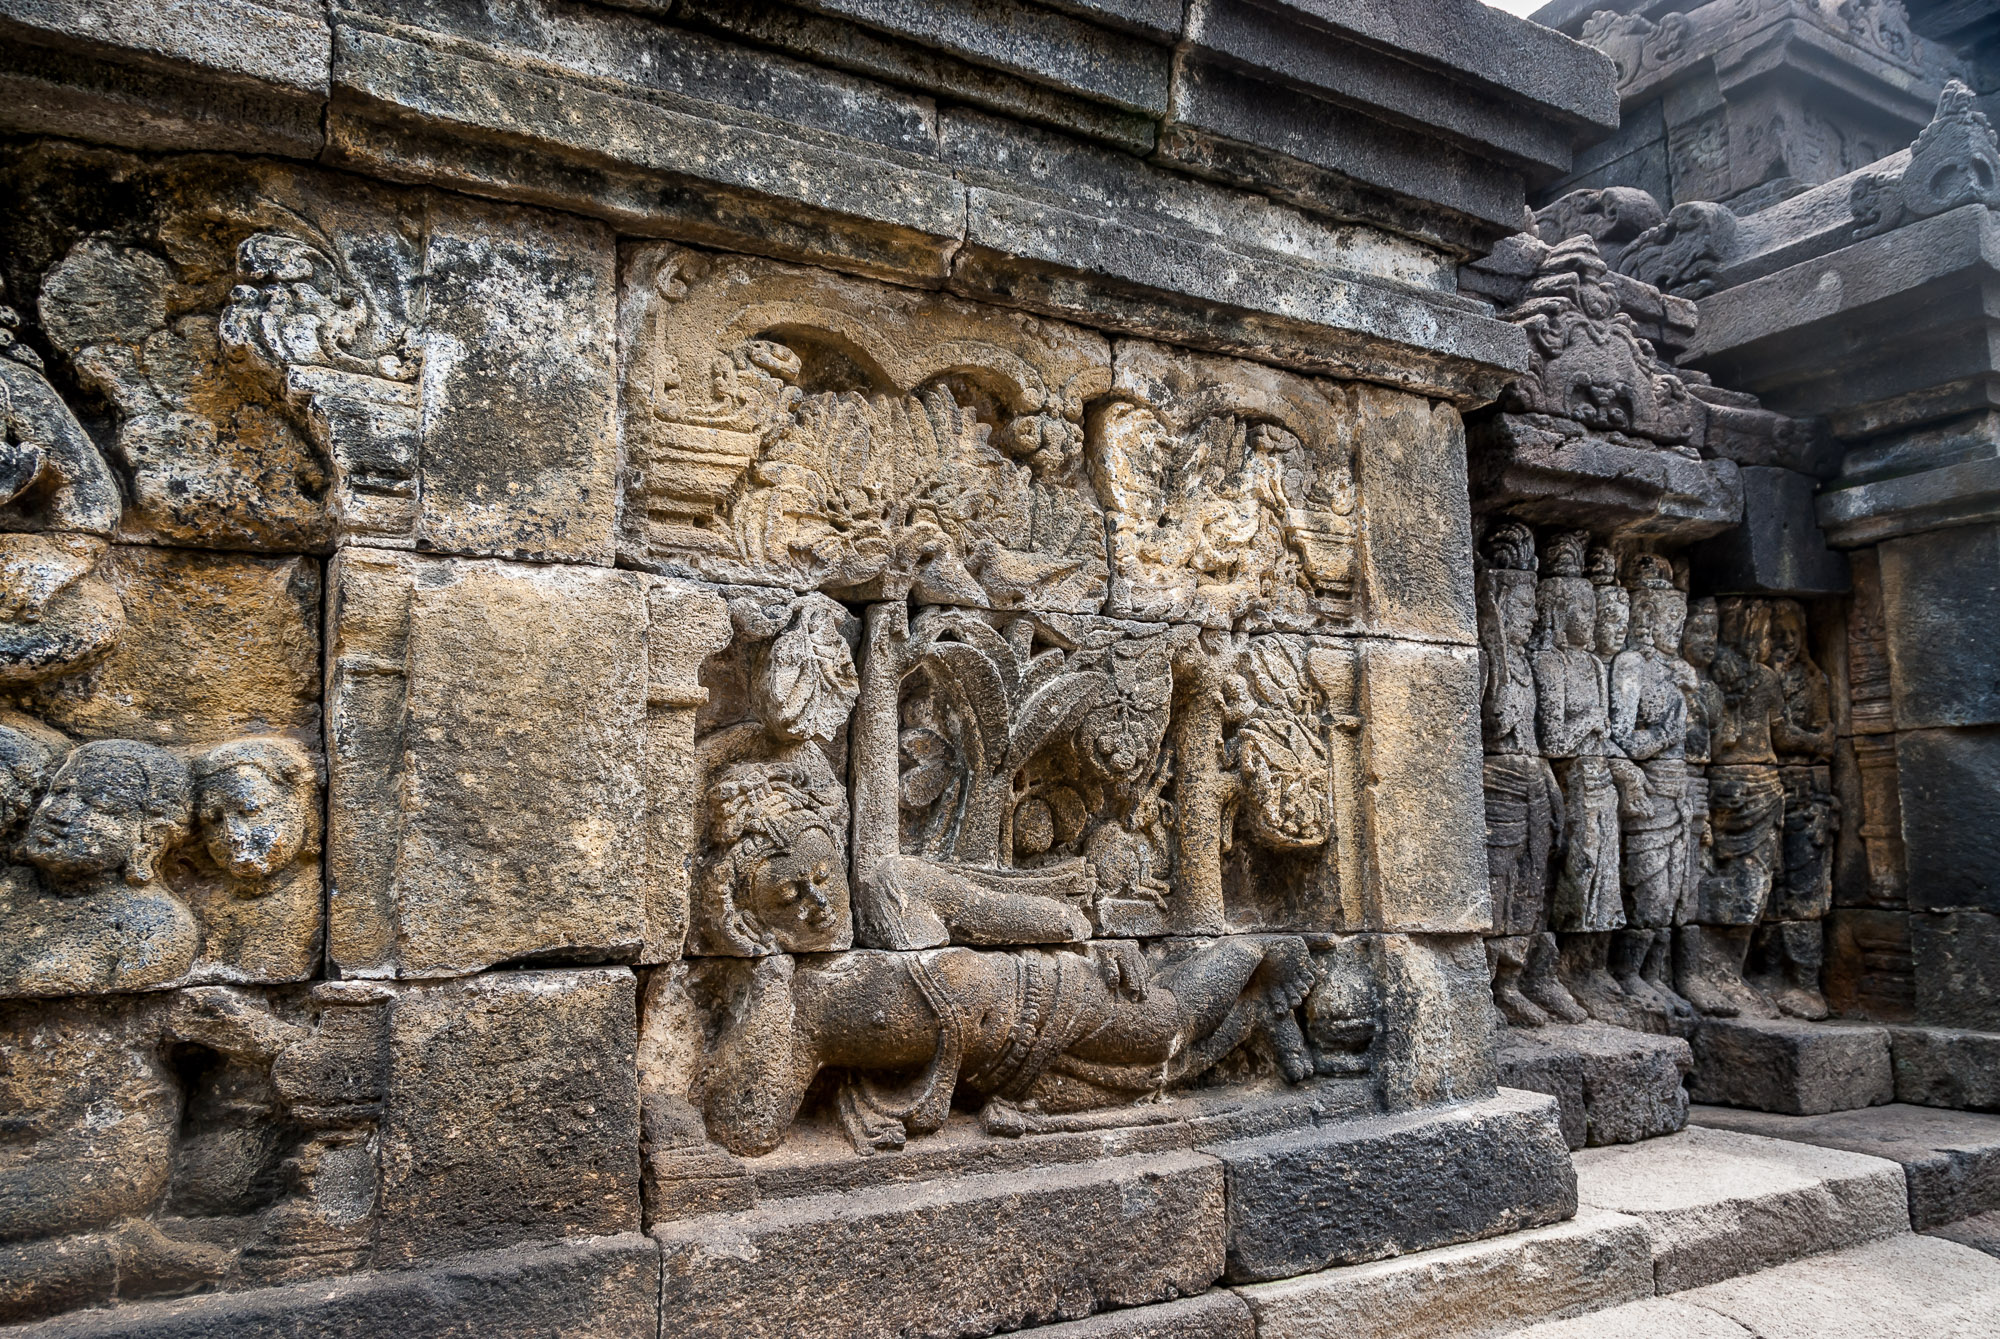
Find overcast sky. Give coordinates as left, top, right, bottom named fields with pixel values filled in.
left=1481, top=0, right=1548, bottom=15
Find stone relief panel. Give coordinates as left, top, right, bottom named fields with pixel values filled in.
left=617, top=244, right=1112, bottom=613
left=1472, top=517, right=1841, bottom=1037
left=0, top=142, right=619, bottom=566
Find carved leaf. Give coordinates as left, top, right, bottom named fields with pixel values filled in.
left=1004, top=669, right=1108, bottom=774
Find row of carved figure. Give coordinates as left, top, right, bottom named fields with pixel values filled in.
left=1477, top=521, right=1837, bottom=1035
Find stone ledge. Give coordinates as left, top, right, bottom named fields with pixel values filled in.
left=652, top=1152, right=1226, bottom=1339
left=1207, top=1089, right=1577, bottom=1283
left=1006, top=1291, right=1256, bottom=1338
left=1234, top=1209, right=1653, bottom=1339
left=1574, top=1125, right=1910, bottom=1293
left=1889, top=1025, right=2000, bottom=1112
left=1689, top=1102, right=2000, bottom=1231
left=1497, top=1023, right=1693, bottom=1151
left=1688, top=1018, right=1894, bottom=1117
left=0, top=1233, right=660, bottom=1339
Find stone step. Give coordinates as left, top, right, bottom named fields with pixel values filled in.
left=1234, top=1210, right=1654, bottom=1339
left=1688, top=1017, right=1893, bottom=1116
left=1495, top=1022, right=1692, bottom=1150
left=1573, top=1125, right=1909, bottom=1292
left=1887, top=1025, right=2000, bottom=1112
left=1689, top=1102, right=2000, bottom=1229
left=1928, top=1209, right=2000, bottom=1259
left=1503, top=1233, right=2000, bottom=1335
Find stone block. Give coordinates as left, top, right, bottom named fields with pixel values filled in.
left=1008, top=1292, right=1254, bottom=1339
left=1368, top=935, right=1502, bottom=1109
left=653, top=1153, right=1224, bottom=1339
left=24, top=547, right=320, bottom=746
left=1508, top=1296, right=1755, bottom=1338
left=1689, top=467, right=1849, bottom=597
left=376, top=969, right=642, bottom=1264
left=1673, top=1232, right=2000, bottom=1338
left=0, top=0, right=329, bottom=157
left=414, top=195, right=618, bottom=565
left=1879, top=522, right=2000, bottom=731
left=1469, top=416, right=1744, bottom=541
left=1234, top=1210, right=1653, bottom=1339
left=1690, top=1102, right=2000, bottom=1231
left=0, top=1233, right=661, bottom=1338
left=327, top=551, right=727, bottom=978
left=1350, top=385, right=1478, bottom=646
left=1497, top=1023, right=1693, bottom=1150
left=1355, top=642, right=1489, bottom=933
left=1689, top=1018, right=1893, bottom=1116
left=1206, top=1089, right=1574, bottom=1282
left=325, top=22, right=966, bottom=284
left=1898, top=731, right=2000, bottom=916
left=1912, top=910, right=2000, bottom=1030
left=1889, top=1025, right=2000, bottom=1111
left=1574, top=1125, right=1910, bottom=1292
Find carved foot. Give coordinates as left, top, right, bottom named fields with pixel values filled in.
left=1522, top=934, right=1589, bottom=1024
left=1772, top=985, right=1829, bottom=1021
left=1493, top=981, right=1552, bottom=1029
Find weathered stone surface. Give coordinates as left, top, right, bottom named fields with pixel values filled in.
left=1672, top=1232, right=2000, bottom=1338
left=1007, top=1292, right=1254, bottom=1339
left=1690, top=1101, right=2000, bottom=1230
left=1888, top=1025, right=2000, bottom=1111
left=0, top=1232, right=661, bottom=1338
left=654, top=1153, right=1224, bottom=1339
left=1689, top=1018, right=1894, bottom=1116
left=1498, top=1023, right=1693, bottom=1150
left=1356, top=642, right=1488, bottom=933
left=1235, top=1210, right=1653, bottom=1339
left=1878, top=523, right=2000, bottom=733
left=0, top=0, right=330, bottom=157
left=1896, top=731, right=2000, bottom=918
left=1689, top=467, right=1850, bottom=597
left=1928, top=1208, right=2000, bottom=1258
left=1912, top=910, right=2000, bottom=1030
left=413, top=195, right=617, bottom=565
left=1369, top=934, right=1502, bottom=1109
left=327, top=552, right=726, bottom=977
left=1209, top=1089, right=1574, bottom=1282
left=1508, top=1296, right=1755, bottom=1338
left=24, top=547, right=319, bottom=745
left=376, top=969, right=641, bottom=1264
left=1574, top=1125, right=1910, bottom=1292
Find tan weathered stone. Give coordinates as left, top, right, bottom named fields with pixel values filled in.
left=375, top=968, right=640, bottom=1265
left=326, top=550, right=726, bottom=978
left=617, top=242, right=1112, bottom=613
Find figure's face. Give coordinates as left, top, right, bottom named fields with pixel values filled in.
left=199, top=764, right=304, bottom=877
left=21, top=758, right=140, bottom=884
left=1596, top=590, right=1630, bottom=655
left=1770, top=605, right=1804, bottom=669
left=1682, top=606, right=1718, bottom=668
left=744, top=825, right=845, bottom=950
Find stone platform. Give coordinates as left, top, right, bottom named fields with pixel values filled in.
left=1496, top=1024, right=1692, bottom=1150
left=1887, top=1025, right=2000, bottom=1112
left=1688, top=1018, right=1894, bottom=1116
left=1689, top=1103, right=2000, bottom=1231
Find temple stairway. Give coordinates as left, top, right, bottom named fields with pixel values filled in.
left=1012, top=1105, right=2000, bottom=1338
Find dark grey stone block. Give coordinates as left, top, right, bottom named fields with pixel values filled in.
left=1690, top=1018, right=1894, bottom=1116
left=1498, top=1023, right=1693, bottom=1150
left=1690, top=466, right=1851, bottom=596
left=1691, top=1102, right=2000, bottom=1230
left=0, top=1234, right=661, bottom=1339
left=1205, top=1089, right=1576, bottom=1283
left=1469, top=415, right=1744, bottom=540
left=1890, top=1025, right=2000, bottom=1112
left=1913, top=911, right=2000, bottom=1030
left=1880, top=524, right=2000, bottom=732
left=1899, top=728, right=2000, bottom=915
